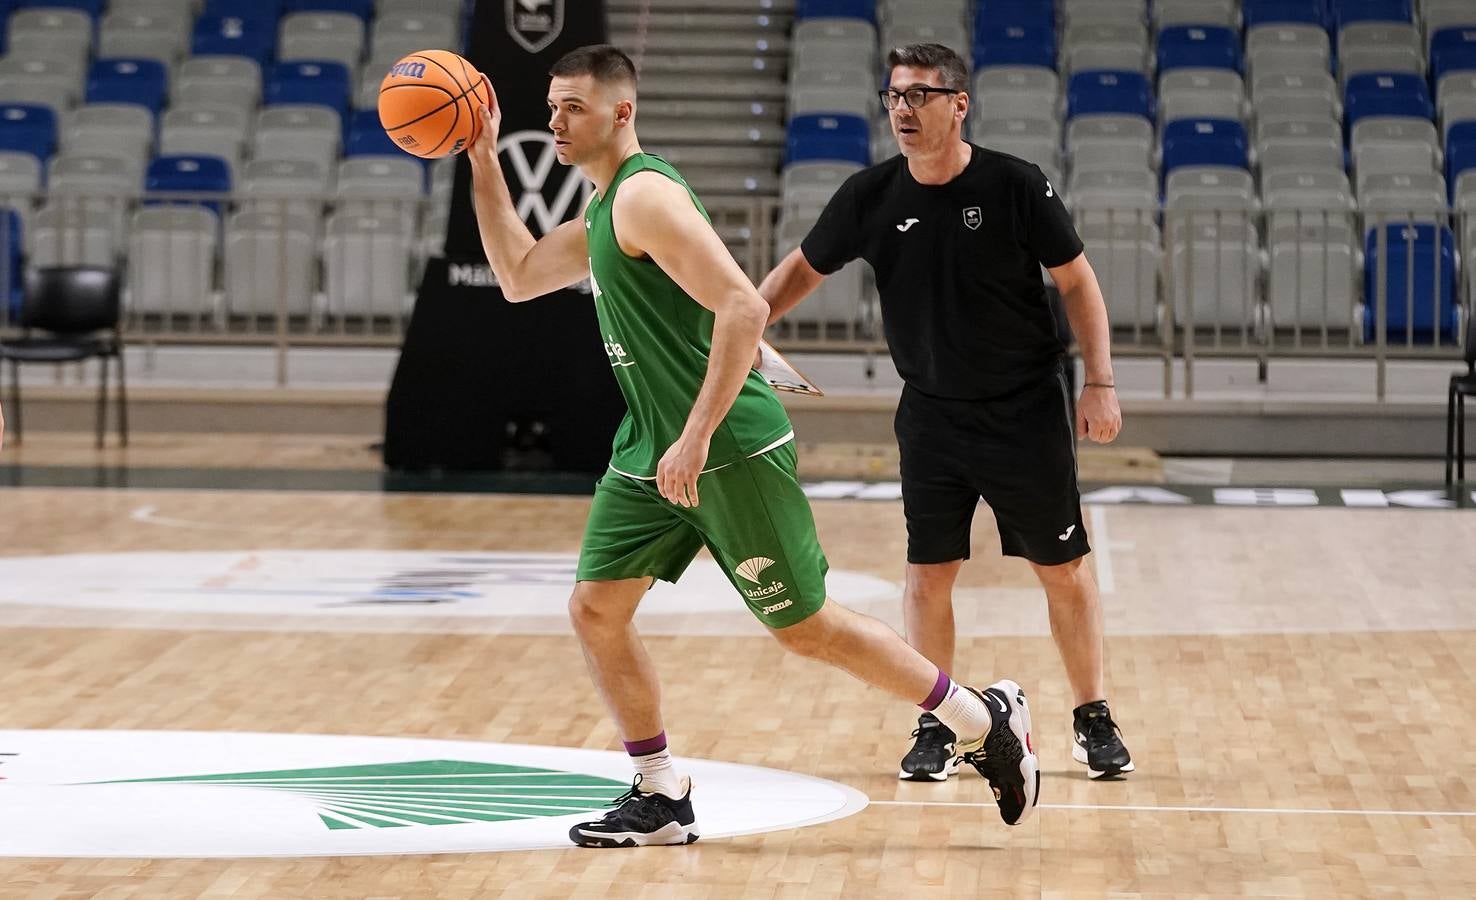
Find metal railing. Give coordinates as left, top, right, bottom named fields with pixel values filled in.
left=1, top=189, right=1469, bottom=397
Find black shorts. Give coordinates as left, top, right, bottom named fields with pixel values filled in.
left=894, top=367, right=1089, bottom=567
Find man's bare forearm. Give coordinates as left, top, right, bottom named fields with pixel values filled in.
left=1061, top=280, right=1114, bottom=384
left=468, top=156, right=539, bottom=299
left=681, top=295, right=769, bottom=441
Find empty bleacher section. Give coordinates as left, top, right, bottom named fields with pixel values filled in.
left=764, top=0, right=1476, bottom=354
left=0, top=0, right=471, bottom=334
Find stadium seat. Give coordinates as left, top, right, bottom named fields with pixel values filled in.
left=1330, top=0, right=1412, bottom=30
left=345, top=108, right=406, bottom=157
left=324, top=212, right=413, bottom=316
left=173, top=56, right=262, bottom=112
left=7, top=8, right=92, bottom=66
left=1344, top=73, right=1433, bottom=132
left=60, top=103, right=153, bottom=168
left=224, top=210, right=317, bottom=316
left=239, top=157, right=329, bottom=220
left=160, top=106, right=250, bottom=179
left=284, top=0, right=372, bottom=19
left=144, top=154, right=232, bottom=214
left=1078, top=220, right=1162, bottom=328
left=974, top=26, right=1056, bottom=71
left=1253, top=72, right=1340, bottom=126
left=265, top=61, right=350, bottom=118
left=1157, top=26, right=1242, bottom=74
left=1068, top=115, right=1155, bottom=175
left=1153, top=0, right=1240, bottom=31
left=1061, top=23, right=1150, bottom=76
left=279, top=12, right=366, bottom=70
left=972, top=117, right=1060, bottom=172
left=1431, top=28, right=1476, bottom=88
left=1447, top=121, right=1476, bottom=201
left=85, top=59, right=168, bottom=114
left=127, top=204, right=218, bottom=315
left=192, top=14, right=277, bottom=65
left=369, top=12, right=459, bottom=65
left=251, top=105, right=341, bottom=172
left=1062, top=0, right=1146, bottom=29
left=1243, top=0, right=1325, bottom=28
left=0, top=103, right=57, bottom=163
left=202, top=0, right=284, bottom=27
left=1362, top=223, right=1458, bottom=343
left=975, top=1, right=1053, bottom=30
left=1067, top=70, right=1154, bottom=121
left=785, top=113, right=869, bottom=166
left=1247, top=24, right=1332, bottom=81
left=1162, top=118, right=1250, bottom=177
left=1159, top=69, right=1246, bottom=125
left=974, top=67, right=1059, bottom=122
left=15, top=0, right=103, bottom=18
left=98, top=11, right=191, bottom=69
left=0, top=56, right=81, bottom=114
left=795, top=0, right=874, bottom=20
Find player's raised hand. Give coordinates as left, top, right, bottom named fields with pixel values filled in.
left=468, top=75, right=501, bottom=167
left=657, top=434, right=709, bottom=508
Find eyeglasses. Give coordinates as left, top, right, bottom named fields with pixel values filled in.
left=878, top=87, right=960, bottom=110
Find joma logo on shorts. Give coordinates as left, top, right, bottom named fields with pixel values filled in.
left=761, top=599, right=793, bottom=615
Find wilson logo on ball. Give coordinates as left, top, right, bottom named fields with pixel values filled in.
left=388, top=61, right=428, bottom=79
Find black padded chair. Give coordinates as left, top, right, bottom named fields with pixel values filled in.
left=1447, top=311, right=1476, bottom=485
left=0, top=266, right=127, bottom=448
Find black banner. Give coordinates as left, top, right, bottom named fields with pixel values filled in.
left=384, top=1, right=621, bottom=472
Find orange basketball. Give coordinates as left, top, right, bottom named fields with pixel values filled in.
left=378, top=50, right=491, bottom=159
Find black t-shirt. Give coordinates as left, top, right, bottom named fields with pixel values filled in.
left=801, top=143, right=1084, bottom=401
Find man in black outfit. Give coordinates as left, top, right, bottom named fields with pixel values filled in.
left=758, top=43, right=1133, bottom=781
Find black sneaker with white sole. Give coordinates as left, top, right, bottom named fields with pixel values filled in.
left=568, top=775, right=700, bottom=848
left=957, top=679, right=1040, bottom=826
left=899, top=712, right=961, bottom=781
left=1072, top=700, right=1134, bottom=779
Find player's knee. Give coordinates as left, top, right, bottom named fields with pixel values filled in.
left=1033, top=556, right=1090, bottom=592
left=567, top=587, right=621, bottom=633
left=770, top=610, right=831, bottom=660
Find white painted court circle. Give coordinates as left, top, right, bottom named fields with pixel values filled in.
left=0, top=731, right=869, bottom=857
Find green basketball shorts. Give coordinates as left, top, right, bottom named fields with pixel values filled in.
left=576, top=441, right=828, bottom=629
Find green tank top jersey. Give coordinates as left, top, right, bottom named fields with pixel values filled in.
left=585, top=153, right=793, bottom=479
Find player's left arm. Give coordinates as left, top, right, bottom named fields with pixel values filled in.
left=1048, top=252, right=1121, bottom=444
left=613, top=171, right=770, bottom=508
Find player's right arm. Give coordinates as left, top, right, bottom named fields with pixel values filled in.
left=466, top=87, right=588, bottom=302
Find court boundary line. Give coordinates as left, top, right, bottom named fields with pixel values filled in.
left=870, top=799, right=1476, bottom=818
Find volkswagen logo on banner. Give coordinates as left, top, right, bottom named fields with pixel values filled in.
left=498, top=129, right=593, bottom=236
left=507, top=0, right=564, bottom=54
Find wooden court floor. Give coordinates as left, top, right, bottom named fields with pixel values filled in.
left=0, top=445, right=1474, bottom=897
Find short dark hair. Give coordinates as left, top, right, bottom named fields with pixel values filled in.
left=549, top=44, right=638, bottom=87
left=886, top=43, right=969, bottom=93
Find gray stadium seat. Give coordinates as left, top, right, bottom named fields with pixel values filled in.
left=879, top=0, right=968, bottom=28
left=972, top=117, right=1060, bottom=172
left=173, top=56, right=262, bottom=112
left=789, top=72, right=875, bottom=119
left=1068, top=115, right=1155, bottom=175
left=370, top=12, right=458, bottom=63
left=1159, top=69, right=1246, bottom=125
left=1259, top=142, right=1344, bottom=179
left=1167, top=217, right=1263, bottom=330
left=0, top=56, right=80, bottom=115
left=240, top=158, right=331, bottom=223
left=252, top=106, right=341, bottom=174
left=1252, top=72, right=1341, bottom=127
left=324, top=213, right=415, bottom=317
left=1267, top=218, right=1358, bottom=329
left=47, top=154, right=136, bottom=247
left=1263, top=169, right=1357, bottom=232
left=1062, top=0, right=1147, bottom=28
left=1079, top=220, right=1162, bottom=328
left=31, top=204, right=117, bottom=267
left=1061, top=23, right=1150, bottom=75
left=161, top=106, right=250, bottom=179
left=61, top=103, right=154, bottom=170
left=881, top=22, right=969, bottom=58
left=1359, top=172, right=1449, bottom=229
left=280, top=12, right=366, bottom=71
left=793, top=18, right=876, bottom=49
left=110, top=0, right=196, bottom=13
left=1166, top=166, right=1258, bottom=211
left=0, top=150, right=40, bottom=233
left=1153, top=0, right=1239, bottom=30
left=126, top=206, right=219, bottom=316
left=98, top=11, right=190, bottom=69
left=1246, top=24, right=1331, bottom=82
left=376, top=0, right=464, bottom=14
left=224, top=210, right=318, bottom=317
left=1351, top=118, right=1440, bottom=191
left=6, top=9, right=91, bottom=67
left=1337, top=23, right=1425, bottom=87
left=336, top=157, right=424, bottom=236
left=973, top=67, right=1059, bottom=122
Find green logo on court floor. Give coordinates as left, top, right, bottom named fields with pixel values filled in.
left=91, top=760, right=629, bottom=830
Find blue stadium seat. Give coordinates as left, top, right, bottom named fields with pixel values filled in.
left=1431, top=29, right=1476, bottom=89
left=202, top=0, right=285, bottom=27
left=0, top=207, right=19, bottom=323
left=345, top=108, right=403, bottom=157
left=192, top=14, right=277, bottom=65
left=16, top=0, right=103, bottom=17
left=1329, top=0, right=1412, bottom=29
left=974, top=26, right=1056, bottom=71
left=1067, top=71, right=1154, bottom=122
left=976, top=1, right=1055, bottom=31
left=1243, top=0, right=1326, bottom=28
left=1344, top=73, right=1433, bottom=132
left=144, top=155, right=232, bottom=214
left=283, top=0, right=373, bottom=19
left=1362, top=223, right=1459, bottom=343
left=0, top=104, right=55, bottom=163
left=795, top=0, right=874, bottom=21
left=266, top=60, right=350, bottom=117
left=1157, top=26, right=1242, bottom=74
left=1447, top=121, right=1476, bottom=200
left=86, top=59, right=169, bottom=114
left=785, top=113, right=869, bottom=166
left=1161, top=118, right=1249, bottom=176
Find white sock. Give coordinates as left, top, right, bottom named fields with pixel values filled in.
left=931, top=681, right=992, bottom=745
left=632, top=749, right=684, bottom=799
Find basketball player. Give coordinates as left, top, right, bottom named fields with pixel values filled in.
left=466, top=45, right=1039, bottom=847
left=757, top=44, right=1134, bottom=782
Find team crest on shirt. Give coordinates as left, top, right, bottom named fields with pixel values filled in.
left=962, top=207, right=982, bottom=230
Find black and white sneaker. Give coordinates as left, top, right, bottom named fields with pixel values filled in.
left=899, top=712, right=961, bottom=781
left=957, top=679, right=1040, bottom=826
left=1073, top=700, right=1134, bottom=779
left=568, top=775, right=700, bottom=848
